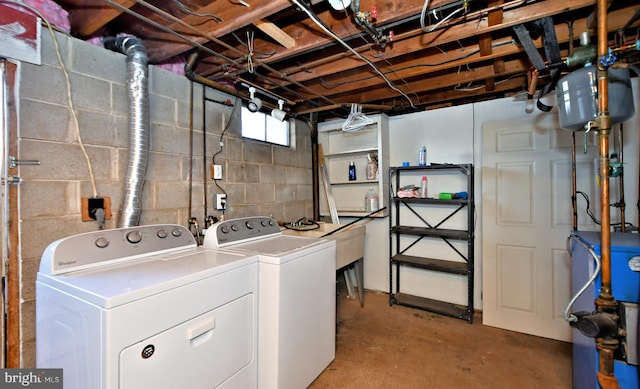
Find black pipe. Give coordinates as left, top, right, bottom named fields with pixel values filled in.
left=320, top=207, right=387, bottom=238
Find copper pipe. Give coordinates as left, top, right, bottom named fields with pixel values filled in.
left=572, top=132, right=578, bottom=230
left=595, top=0, right=619, bottom=387
left=596, top=0, right=612, bottom=300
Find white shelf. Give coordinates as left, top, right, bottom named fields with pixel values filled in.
left=318, top=114, right=389, bottom=219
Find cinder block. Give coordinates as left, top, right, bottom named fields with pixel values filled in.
left=20, top=62, right=68, bottom=105
left=150, top=66, right=190, bottom=102
left=246, top=183, right=275, bottom=204
left=287, top=166, right=312, bottom=185
left=145, top=151, right=183, bottom=181
left=284, top=201, right=307, bottom=221
left=21, top=217, right=95, bottom=259
left=275, top=183, right=296, bottom=202
left=155, top=181, right=190, bottom=209
left=20, top=180, right=72, bottom=219
left=260, top=164, right=286, bottom=184
left=149, top=94, right=176, bottom=126
left=243, top=141, right=272, bottom=164
left=40, top=30, right=70, bottom=68
left=274, top=146, right=296, bottom=166
left=296, top=184, right=313, bottom=200
left=150, top=123, right=190, bottom=155
left=76, top=109, right=117, bottom=146
left=257, top=202, right=285, bottom=221
left=68, top=72, right=111, bottom=112
left=19, top=139, right=113, bottom=181
left=19, top=99, right=71, bottom=142
left=71, top=37, right=126, bottom=84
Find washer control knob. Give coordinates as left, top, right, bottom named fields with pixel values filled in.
left=171, top=228, right=182, bottom=237
left=126, top=230, right=143, bottom=244
left=95, top=237, right=109, bottom=248
left=245, top=220, right=255, bottom=229
left=220, top=225, right=230, bottom=234
left=157, top=229, right=168, bottom=239
left=231, top=224, right=239, bottom=231
left=269, top=219, right=275, bottom=226
left=261, top=220, right=269, bottom=227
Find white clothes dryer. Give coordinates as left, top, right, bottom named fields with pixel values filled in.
left=36, top=224, right=259, bottom=389
left=203, top=216, right=337, bottom=389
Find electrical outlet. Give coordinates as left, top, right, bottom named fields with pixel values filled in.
left=216, top=194, right=227, bottom=210
left=212, top=164, right=223, bottom=180
left=81, top=197, right=112, bottom=222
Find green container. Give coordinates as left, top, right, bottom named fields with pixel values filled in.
left=439, top=192, right=453, bottom=200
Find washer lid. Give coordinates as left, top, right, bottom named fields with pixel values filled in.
left=37, top=248, right=256, bottom=308
left=223, top=235, right=335, bottom=263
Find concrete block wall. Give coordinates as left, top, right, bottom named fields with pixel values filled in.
left=16, top=31, right=313, bottom=366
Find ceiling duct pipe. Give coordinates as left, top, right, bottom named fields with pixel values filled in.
left=104, top=36, right=149, bottom=227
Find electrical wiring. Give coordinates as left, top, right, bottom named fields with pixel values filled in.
left=291, top=0, right=416, bottom=109
left=319, top=39, right=515, bottom=88
left=208, top=93, right=240, bottom=212
left=452, top=73, right=523, bottom=92
left=231, top=32, right=277, bottom=58
left=419, top=0, right=431, bottom=33
left=1, top=0, right=98, bottom=198
left=106, top=0, right=340, bottom=108
left=171, top=0, right=222, bottom=23
left=246, top=31, right=255, bottom=74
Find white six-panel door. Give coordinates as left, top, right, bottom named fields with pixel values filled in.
left=482, top=113, right=599, bottom=341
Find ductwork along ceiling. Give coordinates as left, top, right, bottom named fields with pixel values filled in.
left=52, top=0, right=640, bottom=120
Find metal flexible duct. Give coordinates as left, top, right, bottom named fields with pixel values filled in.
left=104, top=36, right=149, bottom=227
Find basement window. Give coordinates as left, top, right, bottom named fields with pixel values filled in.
left=241, top=106, right=290, bottom=146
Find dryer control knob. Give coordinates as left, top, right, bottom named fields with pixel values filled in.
left=157, top=229, right=168, bottom=239
left=246, top=220, right=255, bottom=229
left=220, top=225, right=230, bottom=234
left=95, top=237, right=109, bottom=248
left=126, top=230, right=143, bottom=244
left=231, top=224, right=239, bottom=231
left=171, top=228, right=182, bottom=237
left=269, top=220, right=275, bottom=226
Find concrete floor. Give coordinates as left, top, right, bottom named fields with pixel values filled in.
left=310, top=290, right=573, bottom=388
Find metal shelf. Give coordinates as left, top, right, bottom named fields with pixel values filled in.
left=390, top=293, right=473, bottom=323
left=390, top=225, right=470, bottom=240
left=391, top=254, right=468, bottom=275
left=389, top=163, right=474, bottom=323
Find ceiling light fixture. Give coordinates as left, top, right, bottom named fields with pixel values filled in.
left=247, top=86, right=262, bottom=112
left=327, top=0, right=351, bottom=11
left=270, top=99, right=287, bottom=121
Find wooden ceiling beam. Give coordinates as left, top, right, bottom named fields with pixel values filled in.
left=64, top=0, right=135, bottom=36
left=276, top=4, right=632, bottom=102
left=267, top=0, right=596, bottom=86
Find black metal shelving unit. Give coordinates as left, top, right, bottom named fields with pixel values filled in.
left=389, top=164, right=475, bottom=323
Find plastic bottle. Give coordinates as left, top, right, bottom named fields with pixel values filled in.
left=419, top=145, right=427, bottom=166
left=366, top=155, right=377, bottom=180
left=348, top=161, right=356, bottom=181
left=365, top=187, right=379, bottom=212
left=420, top=176, right=428, bottom=198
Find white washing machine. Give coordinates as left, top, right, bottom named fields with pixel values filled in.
left=36, top=224, right=259, bottom=389
left=203, top=216, right=337, bottom=389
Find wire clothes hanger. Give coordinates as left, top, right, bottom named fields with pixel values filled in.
left=342, top=103, right=374, bottom=132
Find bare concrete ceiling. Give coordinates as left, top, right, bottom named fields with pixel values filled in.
left=53, top=0, right=640, bottom=120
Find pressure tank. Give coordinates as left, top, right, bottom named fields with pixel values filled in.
left=556, top=66, right=634, bottom=131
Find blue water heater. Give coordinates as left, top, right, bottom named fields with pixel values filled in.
left=570, top=231, right=639, bottom=389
